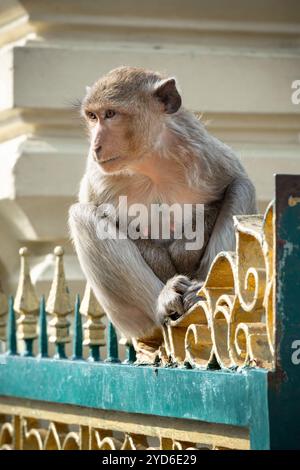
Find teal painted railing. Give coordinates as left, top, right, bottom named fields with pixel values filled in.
left=0, top=174, right=299, bottom=450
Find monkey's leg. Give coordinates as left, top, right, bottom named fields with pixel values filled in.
left=134, top=238, right=177, bottom=284
left=69, top=203, right=165, bottom=338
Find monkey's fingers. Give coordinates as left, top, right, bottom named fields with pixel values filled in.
left=182, top=281, right=205, bottom=312
left=166, top=274, right=192, bottom=295
left=168, top=311, right=182, bottom=321
left=157, top=288, right=185, bottom=324
left=182, top=292, right=200, bottom=312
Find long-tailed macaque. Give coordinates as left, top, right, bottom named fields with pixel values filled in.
left=69, top=66, right=256, bottom=339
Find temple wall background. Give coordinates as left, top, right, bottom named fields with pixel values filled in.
left=0, top=0, right=300, bottom=296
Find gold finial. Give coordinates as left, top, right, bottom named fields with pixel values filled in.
left=54, top=246, right=64, bottom=257
left=0, top=281, right=8, bottom=342
left=14, top=247, right=39, bottom=344
left=80, top=283, right=106, bottom=360
left=46, top=246, right=72, bottom=355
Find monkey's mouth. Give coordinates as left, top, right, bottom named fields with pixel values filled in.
left=100, top=156, right=121, bottom=165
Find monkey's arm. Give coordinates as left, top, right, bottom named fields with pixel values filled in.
left=196, top=176, right=257, bottom=278
left=184, top=177, right=256, bottom=309
left=158, top=176, right=257, bottom=316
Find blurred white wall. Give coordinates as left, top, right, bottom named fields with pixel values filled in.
left=0, top=0, right=300, bottom=295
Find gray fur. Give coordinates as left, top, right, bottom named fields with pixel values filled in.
left=69, top=67, right=257, bottom=339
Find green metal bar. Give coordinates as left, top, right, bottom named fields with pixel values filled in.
left=105, top=322, right=120, bottom=363
left=55, top=343, right=67, bottom=360
left=124, top=344, right=136, bottom=364
left=267, top=174, right=300, bottom=449
left=247, top=367, right=271, bottom=450
left=38, top=296, right=48, bottom=358
left=72, top=295, right=83, bottom=360
left=89, top=345, right=101, bottom=362
left=125, top=344, right=136, bottom=364
left=0, top=355, right=269, bottom=439
left=22, top=339, right=33, bottom=357
left=6, top=297, right=17, bottom=356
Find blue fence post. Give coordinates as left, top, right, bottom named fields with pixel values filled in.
left=106, top=322, right=120, bottom=363
left=38, top=296, right=48, bottom=358
left=124, top=344, right=136, bottom=364
left=267, top=174, right=300, bottom=449
left=72, top=295, right=83, bottom=360
left=7, top=296, right=17, bottom=356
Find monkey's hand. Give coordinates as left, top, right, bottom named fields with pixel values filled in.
left=157, top=276, right=205, bottom=324
left=182, top=280, right=204, bottom=311
left=157, top=275, right=192, bottom=323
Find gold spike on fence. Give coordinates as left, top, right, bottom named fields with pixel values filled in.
left=46, top=246, right=73, bottom=357
left=14, top=247, right=39, bottom=348
left=80, top=283, right=106, bottom=358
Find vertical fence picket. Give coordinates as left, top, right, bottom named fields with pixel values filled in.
left=125, top=344, right=136, bottom=364
left=119, top=336, right=136, bottom=364
left=72, top=295, right=83, bottom=360
left=0, top=282, right=7, bottom=346
left=14, top=248, right=39, bottom=357
left=46, top=247, right=73, bottom=359
left=7, top=296, right=17, bottom=355
left=106, top=322, right=120, bottom=363
left=38, top=296, right=48, bottom=358
left=80, top=284, right=106, bottom=362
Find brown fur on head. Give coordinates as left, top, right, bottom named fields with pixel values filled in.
left=81, top=66, right=181, bottom=174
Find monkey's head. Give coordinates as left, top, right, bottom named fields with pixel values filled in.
left=81, top=66, right=182, bottom=174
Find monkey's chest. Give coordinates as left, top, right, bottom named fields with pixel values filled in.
left=123, top=201, right=220, bottom=280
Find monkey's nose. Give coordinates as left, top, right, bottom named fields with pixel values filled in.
left=93, top=146, right=102, bottom=161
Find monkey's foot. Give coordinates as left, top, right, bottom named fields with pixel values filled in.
left=132, top=327, right=164, bottom=365
left=157, top=275, right=193, bottom=323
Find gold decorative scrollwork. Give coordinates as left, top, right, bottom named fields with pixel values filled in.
left=0, top=409, right=248, bottom=450
left=154, top=202, right=275, bottom=369
left=0, top=416, right=13, bottom=450
left=22, top=419, right=80, bottom=450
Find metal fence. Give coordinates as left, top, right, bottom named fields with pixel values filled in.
left=0, top=174, right=299, bottom=450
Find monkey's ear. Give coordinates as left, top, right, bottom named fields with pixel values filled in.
left=154, top=78, right=182, bottom=114
left=85, top=85, right=91, bottom=94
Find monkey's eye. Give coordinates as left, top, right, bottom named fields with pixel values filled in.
left=86, top=111, right=97, bottom=121
left=104, top=109, right=116, bottom=119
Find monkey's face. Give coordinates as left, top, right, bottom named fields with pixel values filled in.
left=82, top=67, right=182, bottom=174
left=83, top=105, right=139, bottom=173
